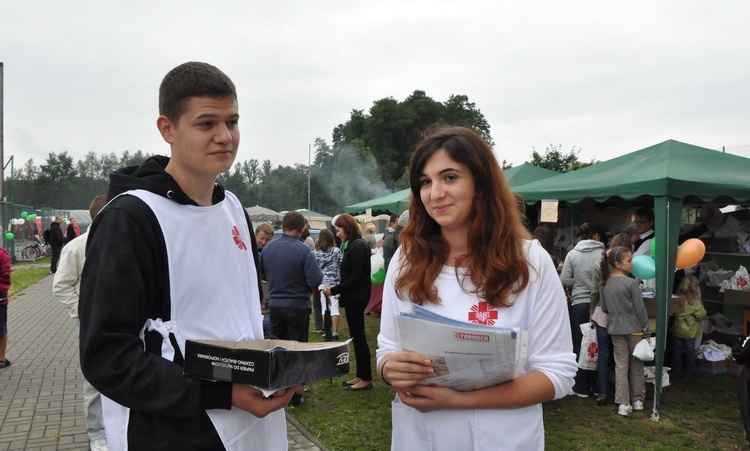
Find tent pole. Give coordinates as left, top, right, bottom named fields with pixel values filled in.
left=652, top=196, right=682, bottom=421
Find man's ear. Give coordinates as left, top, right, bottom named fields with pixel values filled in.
left=157, top=115, right=176, bottom=144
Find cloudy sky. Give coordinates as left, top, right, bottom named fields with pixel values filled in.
left=2, top=1, right=749, bottom=177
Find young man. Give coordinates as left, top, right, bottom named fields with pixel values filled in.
left=382, top=213, right=400, bottom=272
left=53, top=195, right=108, bottom=451
left=79, top=62, right=296, bottom=450
left=49, top=216, right=65, bottom=273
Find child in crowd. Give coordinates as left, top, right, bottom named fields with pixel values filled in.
left=314, top=228, right=343, bottom=340
left=589, top=232, right=633, bottom=406
left=670, top=275, right=706, bottom=375
left=600, top=245, right=650, bottom=416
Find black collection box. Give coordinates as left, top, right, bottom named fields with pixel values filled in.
left=184, top=339, right=350, bottom=389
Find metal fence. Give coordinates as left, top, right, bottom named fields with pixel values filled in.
left=1, top=202, right=69, bottom=262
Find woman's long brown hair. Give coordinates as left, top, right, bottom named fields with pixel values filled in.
left=395, top=126, right=531, bottom=307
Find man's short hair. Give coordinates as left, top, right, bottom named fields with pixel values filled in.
left=90, top=195, right=107, bottom=220
left=390, top=213, right=400, bottom=224
left=159, top=62, right=237, bottom=124
left=634, top=207, right=654, bottom=222
left=255, top=223, right=274, bottom=235
left=281, top=212, right=306, bottom=233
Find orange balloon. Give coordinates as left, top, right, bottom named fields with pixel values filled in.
left=675, top=238, right=706, bottom=269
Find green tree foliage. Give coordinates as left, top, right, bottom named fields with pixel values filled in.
left=8, top=150, right=153, bottom=209
left=5, top=90, right=491, bottom=217
left=527, top=144, right=598, bottom=173
left=330, top=90, right=492, bottom=191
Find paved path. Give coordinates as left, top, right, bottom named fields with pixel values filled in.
left=0, top=274, right=326, bottom=450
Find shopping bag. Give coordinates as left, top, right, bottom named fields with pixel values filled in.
left=632, top=338, right=655, bottom=361
left=578, top=323, right=598, bottom=370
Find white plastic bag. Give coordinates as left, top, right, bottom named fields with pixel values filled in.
left=578, top=323, right=598, bottom=370
left=633, top=338, right=655, bottom=361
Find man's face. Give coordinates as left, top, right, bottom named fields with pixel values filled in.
left=55, top=216, right=62, bottom=223
left=158, top=96, right=240, bottom=182
left=301, top=224, right=310, bottom=240
left=255, top=231, right=273, bottom=249
left=634, top=215, right=653, bottom=235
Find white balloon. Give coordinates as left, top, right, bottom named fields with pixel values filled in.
left=370, top=253, right=384, bottom=275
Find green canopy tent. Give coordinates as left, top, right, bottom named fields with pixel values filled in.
left=502, top=163, right=560, bottom=188
left=344, top=189, right=411, bottom=216
left=344, top=164, right=559, bottom=215
left=514, top=139, right=750, bottom=419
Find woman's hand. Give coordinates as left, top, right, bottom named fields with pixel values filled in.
left=397, top=384, right=460, bottom=413
left=380, top=351, right=434, bottom=389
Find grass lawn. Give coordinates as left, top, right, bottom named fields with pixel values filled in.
left=9, top=258, right=51, bottom=297
left=8, top=263, right=746, bottom=449
left=295, top=309, right=748, bottom=451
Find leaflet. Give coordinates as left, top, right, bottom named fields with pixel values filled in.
left=397, top=305, right=528, bottom=392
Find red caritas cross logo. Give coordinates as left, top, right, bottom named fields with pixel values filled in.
left=468, top=301, right=498, bottom=326
left=231, top=226, right=247, bottom=250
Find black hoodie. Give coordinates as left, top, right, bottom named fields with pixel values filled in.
left=79, top=156, right=262, bottom=450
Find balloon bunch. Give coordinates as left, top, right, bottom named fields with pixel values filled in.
left=631, top=238, right=706, bottom=280
left=10, top=212, right=38, bottom=226
left=370, top=253, right=385, bottom=285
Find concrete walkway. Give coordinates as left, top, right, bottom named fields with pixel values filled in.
left=0, top=274, right=326, bottom=450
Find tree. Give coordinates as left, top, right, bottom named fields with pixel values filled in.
left=330, top=90, right=493, bottom=191
left=442, top=94, right=492, bottom=146
left=527, top=144, right=597, bottom=172
left=38, top=152, right=77, bottom=207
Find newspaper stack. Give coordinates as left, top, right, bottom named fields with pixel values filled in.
left=397, top=305, right=528, bottom=392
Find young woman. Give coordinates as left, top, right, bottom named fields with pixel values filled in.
left=376, top=126, right=576, bottom=449
left=560, top=223, right=606, bottom=398
left=323, top=214, right=373, bottom=391
left=599, top=245, right=650, bottom=416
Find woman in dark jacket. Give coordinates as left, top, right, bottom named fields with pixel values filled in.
left=324, top=213, right=373, bottom=391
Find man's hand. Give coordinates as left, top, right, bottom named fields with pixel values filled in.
left=231, top=384, right=299, bottom=418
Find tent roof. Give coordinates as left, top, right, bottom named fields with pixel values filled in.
left=245, top=205, right=282, bottom=223
left=344, top=189, right=411, bottom=216
left=502, top=163, right=560, bottom=188
left=514, top=140, right=750, bottom=205
left=344, top=164, right=560, bottom=215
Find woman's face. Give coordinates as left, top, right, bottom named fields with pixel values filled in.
left=335, top=226, right=347, bottom=241
left=419, top=148, right=475, bottom=235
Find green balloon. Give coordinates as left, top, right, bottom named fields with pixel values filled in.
left=4, top=232, right=14, bottom=241
left=370, top=268, right=386, bottom=285
left=20, top=211, right=28, bottom=219
left=649, top=237, right=656, bottom=259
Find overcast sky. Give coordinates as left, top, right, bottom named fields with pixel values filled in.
left=2, top=1, right=749, bottom=178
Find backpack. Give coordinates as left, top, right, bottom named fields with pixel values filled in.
left=42, top=228, right=50, bottom=244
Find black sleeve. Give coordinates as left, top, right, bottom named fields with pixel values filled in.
left=243, top=209, right=264, bottom=304
left=79, top=196, right=232, bottom=419
left=331, top=239, right=371, bottom=296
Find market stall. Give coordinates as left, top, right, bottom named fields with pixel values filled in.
left=513, top=139, right=750, bottom=419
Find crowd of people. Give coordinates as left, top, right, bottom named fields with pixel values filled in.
left=2, top=60, right=716, bottom=450
left=558, top=209, right=708, bottom=418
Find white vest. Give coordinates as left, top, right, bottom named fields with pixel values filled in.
left=102, top=189, right=286, bottom=451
